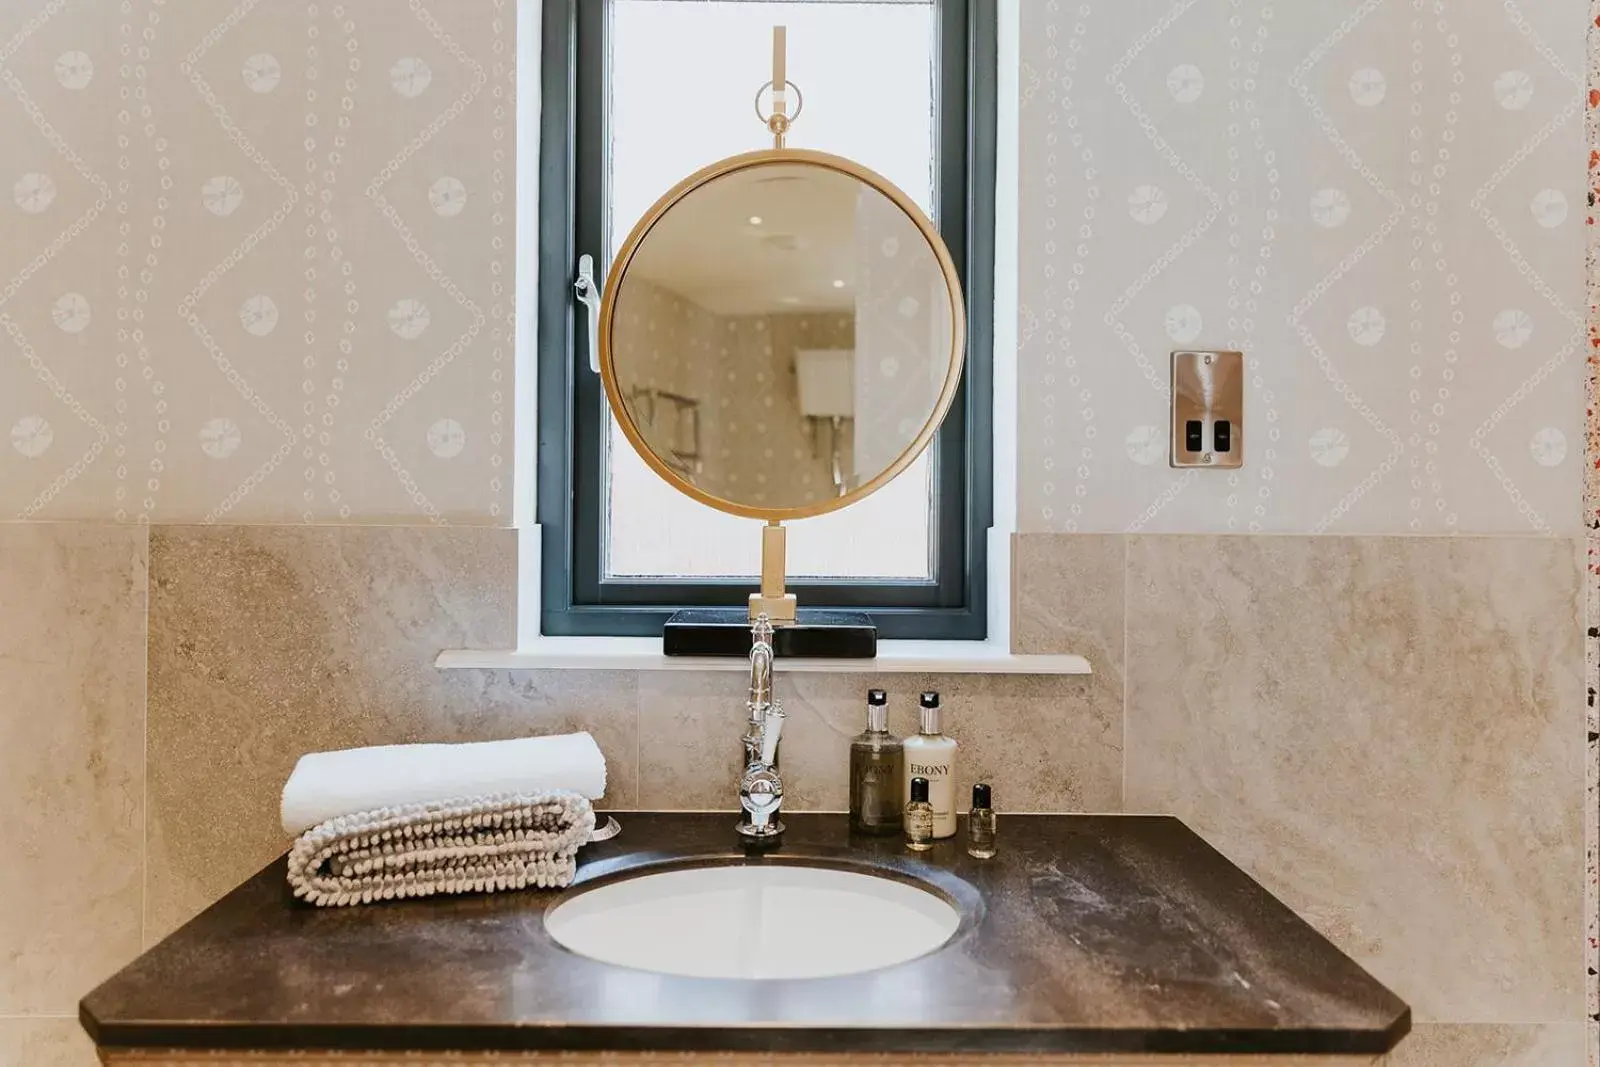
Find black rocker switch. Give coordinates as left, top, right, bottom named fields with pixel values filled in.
left=1184, top=420, right=1203, bottom=453
left=1214, top=419, right=1232, bottom=453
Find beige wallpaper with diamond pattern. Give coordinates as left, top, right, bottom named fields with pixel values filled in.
left=0, top=0, right=514, bottom=524
left=1017, top=0, right=1586, bottom=535
left=1, top=0, right=1587, bottom=535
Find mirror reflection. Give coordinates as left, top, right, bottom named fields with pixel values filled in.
left=608, top=160, right=959, bottom=513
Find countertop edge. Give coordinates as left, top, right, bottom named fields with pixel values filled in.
left=78, top=1016, right=1414, bottom=1058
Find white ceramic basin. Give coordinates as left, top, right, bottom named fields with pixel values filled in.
left=544, top=864, right=961, bottom=980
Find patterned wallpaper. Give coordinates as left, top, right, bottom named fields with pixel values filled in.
left=0, top=0, right=513, bottom=524
left=2, top=1, right=1589, bottom=537
left=1017, top=0, right=1587, bottom=535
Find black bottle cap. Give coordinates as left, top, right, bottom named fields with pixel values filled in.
left=910, top=776, right=930, bottom=803
left=919, top=691, right=940, bottom=709
left=972, top=782, right=992, bottom=809
left=867, top=689, right=887, bottom=706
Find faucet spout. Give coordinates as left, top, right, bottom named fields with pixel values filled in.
left=747, top=614, right=774, bottom=719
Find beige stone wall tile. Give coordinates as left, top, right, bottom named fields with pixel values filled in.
left=1012, top=533, right=1126, bottom=666
left=1125, top=535, right=1585, bottom=1022
left=0, top=524, right=145, bottom=1013
left=1011, top=534, right=1126, bottom=763
left=1384, top=1023, right=1586, bottom=1066
left=143, top=525, right=637, bottom=941
left=636, top=672, right=756, bottom=812
left=0, top=1018, right=100, bottom=1067
left=639, top=671, right=1122, bottom=815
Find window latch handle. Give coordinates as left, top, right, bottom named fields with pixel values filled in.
left=574, top=253, right=601, bottom=374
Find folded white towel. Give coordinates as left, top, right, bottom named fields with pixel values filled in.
left=286, top=791, right=595, bottom=907
left=280, top=732, right=607, bottom=835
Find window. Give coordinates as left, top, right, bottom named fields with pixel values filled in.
left=536, top=0, right=995, bottom=638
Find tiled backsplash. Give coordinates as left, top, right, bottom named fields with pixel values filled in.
left=0, top=524, right=144, bottom=1019
left=0, top=521, right=1585, bottom=1065
left=1385, top=1026, right=1588, bottom=1067
left=1125, top=535, right=1583, bottom=1022
left=141, top=525, right=1124, bottom=935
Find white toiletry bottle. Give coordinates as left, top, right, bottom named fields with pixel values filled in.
left=902, top=691, right=958, bottom=839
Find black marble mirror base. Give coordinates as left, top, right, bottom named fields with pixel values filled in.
left=662, top=608, right=876, bottom=658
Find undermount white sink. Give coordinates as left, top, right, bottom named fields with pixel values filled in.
left=544, top=864, right=961, bottom=980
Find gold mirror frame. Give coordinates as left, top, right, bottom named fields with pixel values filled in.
left=597, top=147, right=968, bottom=524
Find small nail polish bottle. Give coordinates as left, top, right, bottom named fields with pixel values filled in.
left=967, top=782, right=997, bottom=859
left=904, top=776, right=935, bottom=852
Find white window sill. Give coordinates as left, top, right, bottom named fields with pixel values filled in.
left=436, top=638, right=1090, bottom=675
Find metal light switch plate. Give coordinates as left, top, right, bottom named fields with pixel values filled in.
left=1171, top=350, right=1243, bottom=469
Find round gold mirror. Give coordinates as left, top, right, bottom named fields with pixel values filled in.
left=599, top=149, right=965, bottom=520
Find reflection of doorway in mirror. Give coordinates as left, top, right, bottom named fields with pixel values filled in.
left=794, top=348, right=856, bottom=496
left=709, top=311, right=850, bottom=507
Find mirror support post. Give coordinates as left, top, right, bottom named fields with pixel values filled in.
left=749, top=520, right=799, bottom=624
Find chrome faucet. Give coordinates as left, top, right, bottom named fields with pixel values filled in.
left=736, top=614, right=785, bottom=842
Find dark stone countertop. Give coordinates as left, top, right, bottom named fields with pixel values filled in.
left=81, top=813, right=1409, bottom=1057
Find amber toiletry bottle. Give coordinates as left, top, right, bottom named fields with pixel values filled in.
left=849, top=689, right=904, bottom=834
left=967, top=782, right=997, bottom=858
left=904, top=777, right=935, bottom=852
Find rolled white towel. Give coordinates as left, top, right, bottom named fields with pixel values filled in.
left=280, top=732, right=607, bottom=835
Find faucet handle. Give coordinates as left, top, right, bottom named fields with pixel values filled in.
left=759, top=702, right=785, bottom=765
left=739, top=762, right=784, bottom=832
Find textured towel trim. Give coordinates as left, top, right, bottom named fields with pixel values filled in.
left=286, top=791, right=595, bottom=907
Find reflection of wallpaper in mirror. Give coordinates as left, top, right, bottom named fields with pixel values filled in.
left=854, top=187, right=955, bottom=480
left=612, top=280, right=717, bottom=482
left=611, top=279, right=850, bottom=506
left=613, top=278, right=717, bottom=405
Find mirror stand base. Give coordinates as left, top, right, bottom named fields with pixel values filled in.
left=748, top=592, right=798, bottom=623
left=662, top=608, right=876, bottom=658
